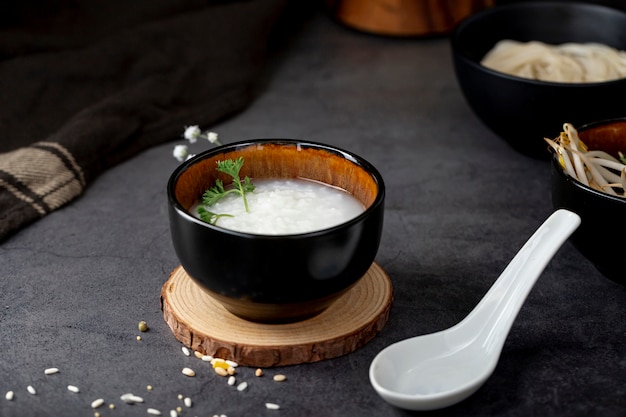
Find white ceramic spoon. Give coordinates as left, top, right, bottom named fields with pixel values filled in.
left=369, top=209, right=581, bottom=411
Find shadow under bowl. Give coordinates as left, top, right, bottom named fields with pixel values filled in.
left=167, top=139, right=385, bottom=323
left=451, top=2, right=626, bottom=159
left=551, top=118, right=626, bottom=284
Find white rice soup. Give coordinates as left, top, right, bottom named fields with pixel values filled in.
left=193, top=178, right=365, bottom=235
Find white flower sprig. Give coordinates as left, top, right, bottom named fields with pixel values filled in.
left=173, top=125, right=222, bottom=162
left=172, top=144, right=191, bottom=162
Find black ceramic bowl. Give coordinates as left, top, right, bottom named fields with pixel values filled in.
left=451, top=2, right=626, bottom=159
left=167, top=139, right=385, bottom=323
left=551, top=118, right=626, bottom=284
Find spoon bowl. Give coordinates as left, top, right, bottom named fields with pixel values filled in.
left=369, top=209, right=581, bottom=410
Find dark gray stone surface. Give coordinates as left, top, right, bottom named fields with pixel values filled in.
left=2, top=7, right=625, bottom=417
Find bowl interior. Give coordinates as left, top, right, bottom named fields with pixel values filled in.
left=578, top=119, right=626, bottom=159
left=173, top=141, right=380, bottom=217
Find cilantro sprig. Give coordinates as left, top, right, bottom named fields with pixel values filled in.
left=197, top=157, right=255, bottom=224
left=197, top=207, right=233, bottom=225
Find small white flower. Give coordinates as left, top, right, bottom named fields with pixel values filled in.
left=183, top=125, right=201, bottom=143
left=206, top=131, right=219, bottom=144
left=173, top=144, right=189, bottom=162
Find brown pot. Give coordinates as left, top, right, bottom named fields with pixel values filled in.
left=326, top=0, right=495, bottom=37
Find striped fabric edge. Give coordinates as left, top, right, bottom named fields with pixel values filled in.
left=0, top=141, right=86, bottom=218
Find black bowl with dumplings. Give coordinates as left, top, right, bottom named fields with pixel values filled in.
left=451, top=2, right=626, bottom=159
left=550, top=118, right=626, bottom=284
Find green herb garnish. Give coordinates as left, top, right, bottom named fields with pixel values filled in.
left=197, top=157, right=255, bottom=224
left=197, top=206, right=233, bottom=225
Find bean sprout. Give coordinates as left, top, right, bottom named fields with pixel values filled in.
left=545, top=123, right=626, bottom=197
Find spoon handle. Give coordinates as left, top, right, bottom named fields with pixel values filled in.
left=458, top=209, right=581, bottom=353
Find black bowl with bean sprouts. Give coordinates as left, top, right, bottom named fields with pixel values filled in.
left=549, top=118, right=626, bottom=284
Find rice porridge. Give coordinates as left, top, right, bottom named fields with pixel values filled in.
left=193, top=178, right=365, bottom=235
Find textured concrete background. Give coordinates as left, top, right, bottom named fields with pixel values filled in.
left=2, top=5, right=625, bottom=417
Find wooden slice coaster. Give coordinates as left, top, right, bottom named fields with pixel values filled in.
left=160, top=263, right=393, bottom=367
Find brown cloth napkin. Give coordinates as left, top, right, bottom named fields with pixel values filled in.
left=0, top=0, right=289, bottom=241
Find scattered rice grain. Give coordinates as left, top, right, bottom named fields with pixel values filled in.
left=120, top=393, right=134, bottom=403
left=182, top=346, right=190, bottom=356
left=255, top=368, right=264, bottom=377
left=227, top=376, right=236, bottom=386
left=225, top=360, right=238, bottom=368
left=137, top=336, right=142, bottom=341
left=201, top=355, right=213, bottom=362
left=27, top=385, right=36, bottom=395
left=182, top=367, right=196, bottom=377
left=44, top=367, right=59, bottom=375
left=177, top=394, right=183, bottom=400
left=176, top=406, right=182, bottom=413
left=184, top=397, right=192, bottom=407
left=170, top=410, right=178, bottom=417
left=147, top=408, right=162, bottom=415
left=193, top=351, right=203, bottom=359
left=67, top=385, right=80, bottom=393
left=273, top=374, right=287, bottom=382
left=91, top=399, right=105, bottom=409
left=5, top=391, right=14, bottom=401
left=147, top=385, right=153, bottom=391
left=265, top=403, right=280, bottom=410
left=120, top=393, right=144, bottom=404
left=236, top=382, right=247, bottom=392
left=214, top=367, right=228, bottom=377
